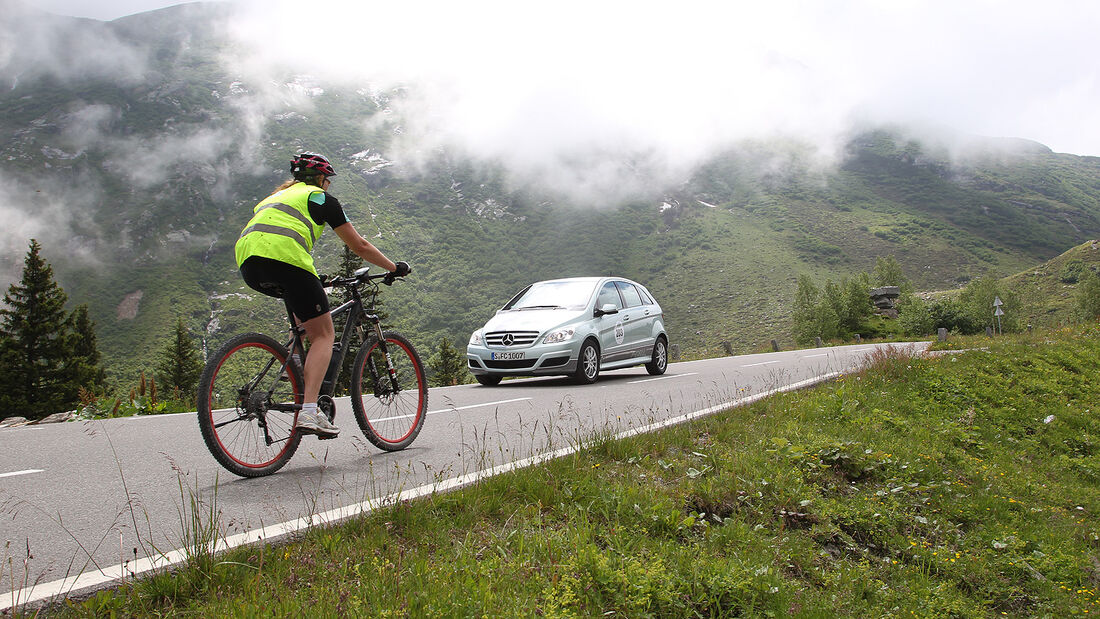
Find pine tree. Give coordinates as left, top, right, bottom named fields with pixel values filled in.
left=427, top=337, right=468, bottom=386
left=155, top=317, right=204, bottom=402
left=66, top=304, right=107, bottom=396
left=0, top=240, right=74, bottom=418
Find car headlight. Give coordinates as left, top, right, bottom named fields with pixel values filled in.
left=469, top=331, right=483, bottom=346
left=543, top=327, right=575, bottom=344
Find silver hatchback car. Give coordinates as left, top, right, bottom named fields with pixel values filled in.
left=466, top=277, right=669, bottom=386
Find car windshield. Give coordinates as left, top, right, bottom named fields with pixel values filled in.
left=503, top=280, right=597, bottom=311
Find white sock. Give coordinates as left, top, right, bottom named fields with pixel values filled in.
left=301, top=403, right=318, bottom=416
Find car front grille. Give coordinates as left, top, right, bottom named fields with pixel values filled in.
left=484, top=359, right=538, bottom=369
left=484, top=331, right=540, bottom=347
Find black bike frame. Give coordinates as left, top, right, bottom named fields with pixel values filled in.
left=280, top=278, right=394, bottom=401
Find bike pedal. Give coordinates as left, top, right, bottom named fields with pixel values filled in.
left=317, top=433, right=338, bottom=440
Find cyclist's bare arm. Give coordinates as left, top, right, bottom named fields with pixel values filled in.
left=333, top=222, right=397, bottom=272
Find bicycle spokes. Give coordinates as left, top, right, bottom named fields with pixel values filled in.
left=352, top=333, right=427, bottom=450
left=199, top=336, right=303, bottom=476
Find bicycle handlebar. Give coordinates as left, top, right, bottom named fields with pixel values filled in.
left=322, top=266, right=409, bottom=290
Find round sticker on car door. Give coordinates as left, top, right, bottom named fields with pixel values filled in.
left=614, top=321, right=625, bottom=344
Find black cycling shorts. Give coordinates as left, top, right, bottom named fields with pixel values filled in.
left=240, top=256, right=330, bottom=321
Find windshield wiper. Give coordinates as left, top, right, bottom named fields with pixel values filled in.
left=517, top=305, right=565, bottom=310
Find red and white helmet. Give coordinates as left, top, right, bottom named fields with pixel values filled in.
left=291, top=152, right=336, bottom=178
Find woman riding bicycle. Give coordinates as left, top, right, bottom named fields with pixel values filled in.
left=235, top=152, right=409, bottom=439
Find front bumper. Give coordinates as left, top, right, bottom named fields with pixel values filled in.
left=466, top=342, right=579, bottom=376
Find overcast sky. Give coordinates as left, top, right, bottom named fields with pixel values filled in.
left=35, top=0, right=185, bottom=20
left=24, top=0, right=1100, bottom=162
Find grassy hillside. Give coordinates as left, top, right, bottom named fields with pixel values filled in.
left=1000, top=240, right=1100, bottom=329
left=33, top=329, right=1100, bottom=616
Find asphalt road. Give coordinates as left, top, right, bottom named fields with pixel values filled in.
left=0, top=341, right=928, bottom=608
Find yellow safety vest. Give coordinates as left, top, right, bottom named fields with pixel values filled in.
left=235, top=182, right=327, bottom=276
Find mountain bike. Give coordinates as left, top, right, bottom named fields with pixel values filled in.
left=197, top=267, right=428, bottom=477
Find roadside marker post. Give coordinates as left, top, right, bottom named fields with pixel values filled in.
left=993, top=296, right=1004, bottom=335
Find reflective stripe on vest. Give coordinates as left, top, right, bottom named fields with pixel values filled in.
left=251, top=202, right=319, bottom=246
left=234, top=182, right=327, bottom=275
left=238, top=222, right=310, bottom=252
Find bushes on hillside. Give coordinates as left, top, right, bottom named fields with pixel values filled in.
left=792, top=256, right=1020, bottom=343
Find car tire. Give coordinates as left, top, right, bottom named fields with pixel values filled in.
left=573, top=340, right=600, bottom=384
left=645, top=336, right=668, bottom=375
left=475, top=375, right=502, bottom=386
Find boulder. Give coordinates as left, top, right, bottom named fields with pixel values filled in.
left=35, top=411, right=74, bottom=424
left=0, top=416, right=30, bottom=427
left=870, top=286, right=901, bottom=315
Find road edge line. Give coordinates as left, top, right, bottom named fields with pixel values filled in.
left=2, top=371, right=840, bottom=612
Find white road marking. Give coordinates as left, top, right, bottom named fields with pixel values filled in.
left=803, top=353, right=829, bottom=358
left=372, top=398, right=535, bottom=423
left=427, top=397, right=531, bottom=416
left=0, top=372, right=840, bottom=612
left=0, top=469, right=44, bottom=479
left=741, top=360, right=782, bottom=367
left=628, top=372, right=699, bottom=384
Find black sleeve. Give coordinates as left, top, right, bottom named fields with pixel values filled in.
left=307, top=192, right=350, bottom=230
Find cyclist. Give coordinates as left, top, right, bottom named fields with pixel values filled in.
left=235, top=152, right=410, bottom=439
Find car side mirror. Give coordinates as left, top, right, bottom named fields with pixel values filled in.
left=595, top=304, right=619, bottom=317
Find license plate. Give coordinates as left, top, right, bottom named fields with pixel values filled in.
left=491, top=351, right=525, bottom=360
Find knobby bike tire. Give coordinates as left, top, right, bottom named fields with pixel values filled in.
left=197, top=332, right=304, bottom=477
left=350, top=331, right=428, bottom=451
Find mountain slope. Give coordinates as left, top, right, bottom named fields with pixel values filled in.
left=1, top=4, right=1099, bottom=384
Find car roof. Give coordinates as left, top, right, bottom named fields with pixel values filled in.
left=531, top=276, right=630, bottom=285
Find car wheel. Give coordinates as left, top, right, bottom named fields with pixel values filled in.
left=573, top=340, right=600, bottom=384
left=645, top=337, right=668, bottom=375
left=475, top=375, right=502, bottom=386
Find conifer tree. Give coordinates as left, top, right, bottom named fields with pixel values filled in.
left=427, top=337, right=468, bottom=386
left=155, top=317, right=204, bottom=402
left=0, top=239, right=74, bottom=418
left=67, top=304, right=107, bottom=396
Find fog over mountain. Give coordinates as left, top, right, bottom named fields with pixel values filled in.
left=221, top=1, right=1100, bottom=194
left=1, top=0, right=1099, bottom=381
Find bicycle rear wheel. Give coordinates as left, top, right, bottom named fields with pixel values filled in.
left=351, top=331, right=428, bottom=451
left=197, top=333, right=303, bottom=477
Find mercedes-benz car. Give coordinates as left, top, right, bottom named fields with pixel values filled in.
left=466, top=277, right=669, bottom=386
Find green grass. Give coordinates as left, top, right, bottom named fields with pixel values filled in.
left=1002, top=240, right=1100, bottom=329
left=28, top=328, right=1100, bottom=617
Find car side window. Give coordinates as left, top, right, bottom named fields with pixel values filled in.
left=637, top=286, right=655, bottom=305
left=597, top=282, right=623, bottom=309
left=616, top=282, right=643, bottom=308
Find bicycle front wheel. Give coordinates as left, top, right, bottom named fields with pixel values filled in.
left=351, top=331, right=428, bottom=451
left=197, top=333, right=303, bottom=477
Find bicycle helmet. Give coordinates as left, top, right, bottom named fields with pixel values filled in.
left=291, top=152, right=336, bottom=179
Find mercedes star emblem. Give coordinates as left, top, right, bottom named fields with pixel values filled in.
left=502, top=333, right=515, bottom=346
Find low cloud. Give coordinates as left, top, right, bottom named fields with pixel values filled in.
left=0, top=2, right=148, bottom=86
left=0, top=172, right=103, bottom=288
left=221, top=0, right=1100, bottom=203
